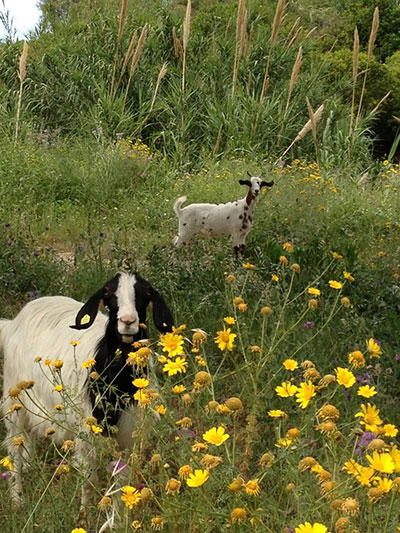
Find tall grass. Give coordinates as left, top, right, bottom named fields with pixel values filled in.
left=14, top=41, right=28, bottom=143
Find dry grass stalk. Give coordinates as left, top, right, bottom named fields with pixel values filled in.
left=287, top=46, right=302, bottom=108
left=131, top=62, right=168, bottom=137
left=286, top=26, right=302, bottom=49
left=125, top=24, right=148, bottom=98
left=232, top=0, right=246, bottom=98
left=182, top=0, right=191, bottom=92
left=172, top=27, right=184, bottom=61
left=356, top=7, right=379, bottom=126
left=279, top=104, right=324, bottom=159
left=111, top=0, right=128, bottom=94
left=284, top=17, right=300, bottom=46
left=350, top=26, right=359, bottom=130
left=260, top=0, right=285, bottom=100
left=303, top=27, right=317, bottom=40
left=244, top=23, right=254, bottom=59
left=212, top=126, right=223, bottom=157
left=150, top=62, right=168, bottom=112
left=277, top=46, right=302, bottom=146
left=225, top=17, right=233, bottom=39
left=306, top=97, right=318, bottom=160
left=15, top=41, right=28, bottom=143
left=370, top=91, right=390, bottom=114
left=116, top=29, right=137, bottom=90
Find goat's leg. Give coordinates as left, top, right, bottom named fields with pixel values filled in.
left=74, top=437, right=98, bottom=510
left=173, top=224, right=194, bottom=248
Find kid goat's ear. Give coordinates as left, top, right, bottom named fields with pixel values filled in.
left=70, top=287, right=105, bottom=330
left=239, top=179, right=251, bottom=187
left=150, top=287, right=174, bottom=334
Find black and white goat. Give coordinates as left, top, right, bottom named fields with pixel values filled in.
left=173, top=173, right=274, bottom=255
left=0, top=272, right=174, bottom=505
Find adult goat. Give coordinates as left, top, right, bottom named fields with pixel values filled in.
left=0, top=272, right=174, bottom=506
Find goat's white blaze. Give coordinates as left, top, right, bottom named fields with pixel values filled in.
left=116, top=273, right=139, bottom=335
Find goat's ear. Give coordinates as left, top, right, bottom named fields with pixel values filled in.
left=70, top=288, right=105, bottom=330
left=239, top=179, right=251, bottom=187
left=150, top=287, right=174, bottom=333
left=261, top=180, right=274, bottom=188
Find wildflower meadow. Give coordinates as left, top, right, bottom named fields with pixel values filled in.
left=1, top=0, right=400, bottom=532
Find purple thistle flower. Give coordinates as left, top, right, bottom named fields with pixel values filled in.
left=303, top=321, right=315, bottom=328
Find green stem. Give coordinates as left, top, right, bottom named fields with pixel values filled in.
left=382, top=489, right=396, bottom=533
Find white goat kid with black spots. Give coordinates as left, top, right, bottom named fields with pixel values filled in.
left=0, top=272, right=174, bottom=506
left=173, top=173, right=274, bottom=255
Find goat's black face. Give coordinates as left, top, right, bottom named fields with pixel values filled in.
left=70, top=272, right=174, bottom=339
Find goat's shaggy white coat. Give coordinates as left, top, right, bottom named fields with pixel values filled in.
left=0, top=271, right=174, bottom=506
left=0, top=296, right=140, bottom=503
left=173, top=175, right=273, bottom=253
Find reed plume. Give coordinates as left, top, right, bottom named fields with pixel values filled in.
left=260, top=0, right=285, bottom=101
left=279, top=103, right=324, bottom=160
left=115, top=29, right=137, bottom=92
left=182, top=0, right=191, bottom=92
left=111, top=0, right=128, bottom=94
left=132, top=62, right=168, bottom=137
left=350, top=27, right=359, bottom=130
left=172, top=27, right=184, bottom=61
left=277, top=46, right=302, bottom=145
left=125, top=24, right=148, bottom=100
left=356, top=7, right=379, bottom=126
left=15, top=41, right=28, bottom=143
left=232, top=0, right=246, bottom=98
left=306, top=97, right=318, bottom=162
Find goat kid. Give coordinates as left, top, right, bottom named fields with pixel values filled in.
left=173, top=173, right=274, bottom=255
left=0, top=272, right=174, bottom=506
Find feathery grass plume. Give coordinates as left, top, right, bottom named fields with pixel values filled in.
left=260, top=0, right=285, bottom=100
left=279, top=104, right=324, bottom=160
left=303, top=27, right=317, bottom=40
left=284, top=17, right=300, bottom=47
left=225, top=16, right=233, bottom=39
left=125, top=24, right=148, bottom=100
left=232, top=0, right=246, bottom=98
left=286, top=26, right=302, bottom=49
left=350, top=26, right=359, bottom=130
left=356, top=7, right=379, bottom=126
left=277, top=46, right=302, bottom=145
left=182, top=0, right=191, bottom=92
left=172, top=27, right=184, bottom=61
left=306, top=97, right=318, bottom=162
left=111, top=0, right=128, bottom=94
left=15, top=41, right=28, bottom=143
left=150, top=62, right=168, bottom=113
left=287, top=46, right=302, bottom=110
left=115, top=29, right=137, bottom=91
left=132, top=62, right=168, bottom=137
left=244, top=23, right=254, bottom=59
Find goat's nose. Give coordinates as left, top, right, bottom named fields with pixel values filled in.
left=120, top=315, right=138, bottom=326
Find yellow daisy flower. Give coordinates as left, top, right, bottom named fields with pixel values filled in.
left=186, top=469, right=209, bottom=487
left=214, top=328, right=236, bottom=351
left=160, top=332, right=184, bottom=358
left=335, top=367, right=356, bottom=388
left=203, top=426, right=230, bottom=446
left=162, top=357, right=188, bottom=376
left=283, top=359, right=298, bottom=371
left=295, top=381, right=316, bottom=409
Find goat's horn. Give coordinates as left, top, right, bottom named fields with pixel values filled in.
left=247, top=170, right=252, bottom=178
